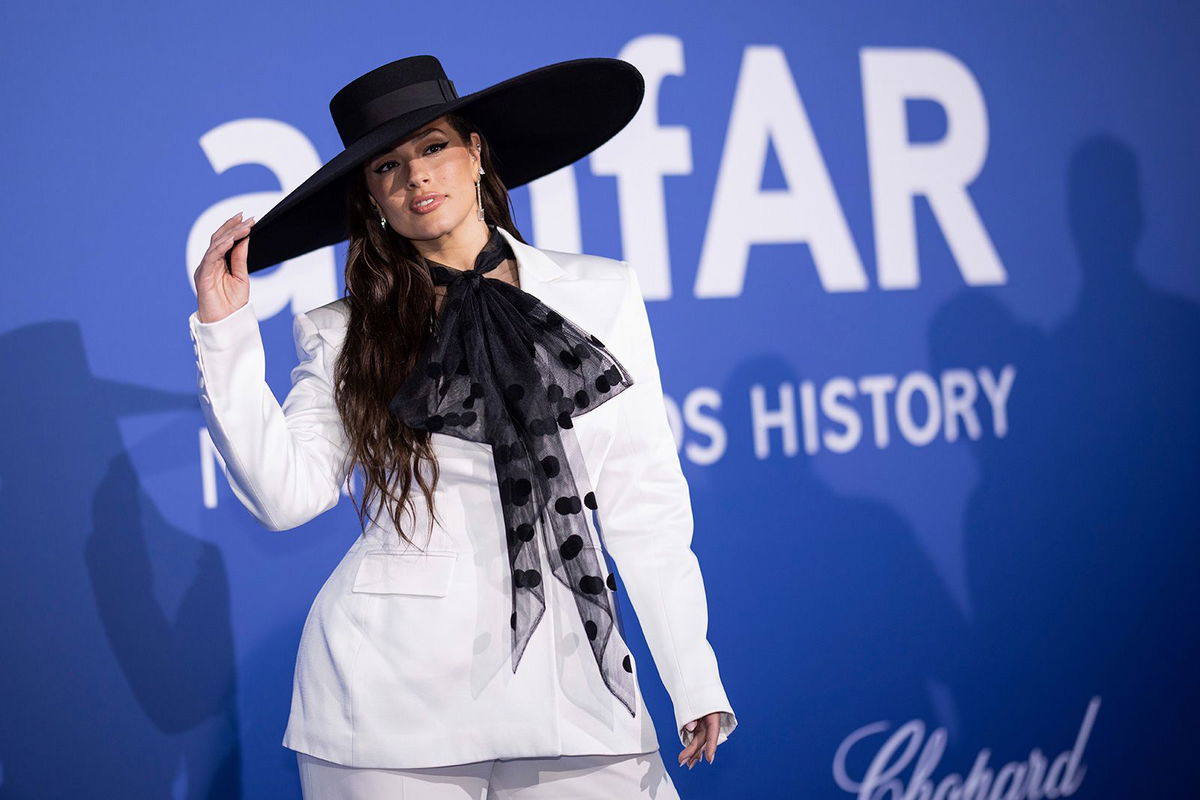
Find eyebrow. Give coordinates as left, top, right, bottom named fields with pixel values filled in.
left=372, top=127, right=445, bottom=165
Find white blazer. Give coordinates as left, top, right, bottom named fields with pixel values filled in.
left=188, top=225, right=737, bottom=769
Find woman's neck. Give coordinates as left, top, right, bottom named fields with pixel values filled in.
left=410, top=221, right=492, bottom=272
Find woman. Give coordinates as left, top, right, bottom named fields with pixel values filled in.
left=189, top=55, right=736, bottom=798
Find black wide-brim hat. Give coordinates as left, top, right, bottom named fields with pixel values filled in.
left=244, top=55, right=644, bottom=273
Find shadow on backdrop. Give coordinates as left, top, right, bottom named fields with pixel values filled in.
left=932, top=133, right=1200, bottom=794
left=0, top=322, right=242, bottom=798
left=684, top=352, right=969, bottom=797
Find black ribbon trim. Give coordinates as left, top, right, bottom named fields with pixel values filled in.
left=338, top=78, right=459, bottom=146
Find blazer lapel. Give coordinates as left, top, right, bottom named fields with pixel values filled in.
left=496, top=225, right=625, bottom=345
left=496, top=224, right=571, bottom=293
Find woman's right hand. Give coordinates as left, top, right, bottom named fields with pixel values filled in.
left=194, top=211, right=255, bottom=323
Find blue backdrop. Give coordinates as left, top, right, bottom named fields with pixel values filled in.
left=2, top=2, right=1197, bottom=797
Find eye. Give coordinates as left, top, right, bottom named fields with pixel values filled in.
left=373, top=142, right=448, bottom=174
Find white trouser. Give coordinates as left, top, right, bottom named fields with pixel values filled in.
left=297, top=750, right=682, bottom=799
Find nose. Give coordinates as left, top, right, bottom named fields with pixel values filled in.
left=406, top=158, right=431, bottom=189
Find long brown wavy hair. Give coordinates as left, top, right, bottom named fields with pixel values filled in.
left=335, top=112, right=526, bottom=548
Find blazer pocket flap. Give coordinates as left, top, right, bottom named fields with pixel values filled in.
left=352, top=550, right=458, bottom=596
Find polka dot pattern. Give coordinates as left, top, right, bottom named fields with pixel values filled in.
left=554, top=495, right=583, bottom=515
left=387, top=224, right=638, bottom=719
left=560, top=534, right=584, bottom=561
left=514, top=568, right=542, bottom=589
left=579, top=575, right=605, bottom=594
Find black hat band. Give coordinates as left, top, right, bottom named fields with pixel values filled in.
left=337, top=78, right=459, bottom=146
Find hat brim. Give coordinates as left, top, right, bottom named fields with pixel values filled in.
left=245, top=57, right=644, bottom=273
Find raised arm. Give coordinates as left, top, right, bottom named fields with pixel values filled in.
left=592, top=262, right=738, bottom=750
left=189, top=304, right=349, bottom=530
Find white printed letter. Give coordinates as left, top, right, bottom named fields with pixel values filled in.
left=591, top=35, right=694, bottom=299
left=190, top=119, right=338, bottom=321
left=696, top=45, right=868, bottom=298
left=861, top=47, right=1007, bottom=289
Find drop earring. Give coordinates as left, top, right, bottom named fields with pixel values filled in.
left=475, top=148, right=486, bottom=221
left=475, top=167, right=486, bottom=222
left=379, top=214, right=387, bottom=230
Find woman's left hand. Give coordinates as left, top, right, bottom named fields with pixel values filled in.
left=677, top=711, right=723, bottom=769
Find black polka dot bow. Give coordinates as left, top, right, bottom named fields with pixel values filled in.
left=389, top=224, right=638, bottom=717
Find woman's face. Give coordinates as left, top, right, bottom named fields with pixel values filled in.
left=363, top=115, right=483, bottom=245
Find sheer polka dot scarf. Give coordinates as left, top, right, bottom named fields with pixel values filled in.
left=390, top=224, right=639, bottom=717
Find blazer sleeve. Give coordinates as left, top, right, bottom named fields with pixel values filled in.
left=593, top=263, right=738, bottom=749
left=188, top=302, right=350, bottom=530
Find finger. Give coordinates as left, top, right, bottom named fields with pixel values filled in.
left=705, top=715, right=720, bottom=763
left=228, top=222, right=253, bottom=279
left=684, top=725, right=708, bottom=768
left=196, top=234, right=236, bottom=284
left=204, top=222, right=250, bottom=264
left=210, top=220, right=252, bottom=269
left=199, top=237, right=234, bottom=280
left=196, top=229, right=246, bottom=288
left=677, top=733, right=702, bottom=766
left=210, top=211, right=246, bottom=245
left=211, top=218, right=252, bottom=256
